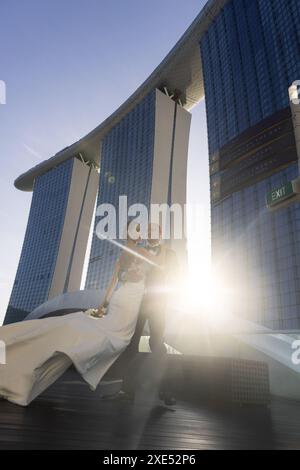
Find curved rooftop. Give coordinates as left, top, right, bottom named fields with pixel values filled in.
left=15, top=0, right=228, bottom=191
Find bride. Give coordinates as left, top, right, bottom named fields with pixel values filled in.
left=0, top=223, right=166, bottom=406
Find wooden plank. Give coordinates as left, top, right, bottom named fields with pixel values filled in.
left=0, top=368, right=299, bottom=450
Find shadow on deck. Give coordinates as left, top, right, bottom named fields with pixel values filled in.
left=0, top=366, right=300, bottom=450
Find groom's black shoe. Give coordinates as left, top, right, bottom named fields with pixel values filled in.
left=102, top=390, right=135, bottom=402
left=159, top=391, right=176, bottom=406
left=117, top=390, right=135, bottom=402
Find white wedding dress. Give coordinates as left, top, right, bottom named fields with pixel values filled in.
left=0, top=280, right=145, bottom=406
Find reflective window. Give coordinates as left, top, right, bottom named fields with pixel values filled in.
left=201, top=0, right=300, bottom=330
left=85, top=90, right=156, bottom=290
left=5, top=159, right=74, bottom=323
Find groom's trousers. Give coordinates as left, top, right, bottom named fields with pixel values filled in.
left=119, top=248, right=179, bottom=396
left=121, top=290, right=168, bottom=395
left=130, top=292, right=167, bottom=354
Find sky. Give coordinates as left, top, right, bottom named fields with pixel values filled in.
left=0, top=0, right=210, bottom=324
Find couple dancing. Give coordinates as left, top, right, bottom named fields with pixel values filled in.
left=0, top=223, right=176, bottom=406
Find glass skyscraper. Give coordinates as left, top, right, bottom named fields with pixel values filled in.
left=5, top=160, right=74, bottom=324
left=85, top=90, right=156, bottom=290
left=85, top=89, right=191, bottom=290
left=5, top=158, right=99, bottom=324
left=7, top=0, right=299, bottom=332
left=200, top=0, right=300, bottom=329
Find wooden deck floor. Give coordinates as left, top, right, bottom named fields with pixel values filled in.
left=0, top=368, right=299, bottom=450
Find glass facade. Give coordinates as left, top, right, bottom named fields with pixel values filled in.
left=85, top=90, right=156, bottom=290
left=212, top=163, right=300, bottom=330
left=201, top=0, right=300, bottom=156
left=200, top=0, right=300, bottom=329
left=4, top=159, right=73, bottom=324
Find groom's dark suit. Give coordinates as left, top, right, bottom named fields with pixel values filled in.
left=121, top=245, right=178, bottom=396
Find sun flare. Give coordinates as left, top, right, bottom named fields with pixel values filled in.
left=185, top=231, right=236, bottom=328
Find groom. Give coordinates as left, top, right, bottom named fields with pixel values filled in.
left=119, top=223, right=178, bottom=406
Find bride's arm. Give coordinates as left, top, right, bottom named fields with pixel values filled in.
left=96, top=260, right=120, bottom=316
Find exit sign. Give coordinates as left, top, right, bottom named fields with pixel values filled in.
left=266, top=181, right=295, bottom=208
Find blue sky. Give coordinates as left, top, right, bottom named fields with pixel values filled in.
left=0, top=0, right=210, bottom=323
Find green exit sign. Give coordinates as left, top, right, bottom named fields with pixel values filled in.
left=266, top=181, right=295, bottom=208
